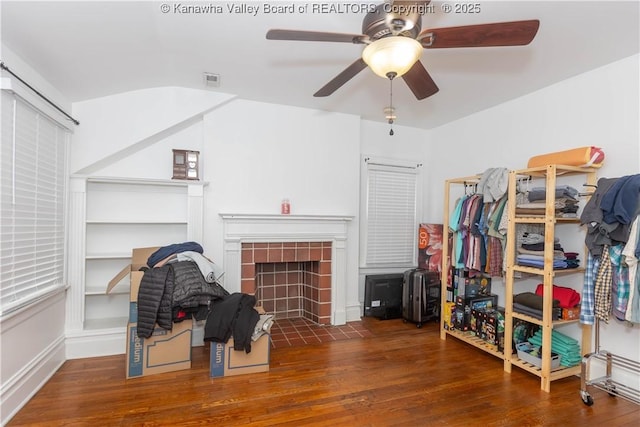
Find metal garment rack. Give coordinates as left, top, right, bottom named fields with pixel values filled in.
left=580, top=318, right=640, bottom=406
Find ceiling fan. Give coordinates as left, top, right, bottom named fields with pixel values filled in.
left=266, top=0, right=540, bottom=100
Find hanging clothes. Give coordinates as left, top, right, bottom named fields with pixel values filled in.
left=623, top=216, right=640, bottom=323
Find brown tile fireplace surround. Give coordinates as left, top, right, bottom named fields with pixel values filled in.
left=220, top=214, right=352, bottom=326
left=241, top=242, right=332, bottom=325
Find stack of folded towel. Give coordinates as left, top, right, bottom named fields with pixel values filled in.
left=528, top=329, right=582, bottom=367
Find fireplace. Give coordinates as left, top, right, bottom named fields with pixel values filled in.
left=220, top=214, right=352, bottom=325
left=242, top=241, right=332, bottom=324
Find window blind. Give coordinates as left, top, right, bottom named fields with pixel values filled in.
left=1, top=91, right=68, bottom=316
left=364, top=162, right=419, bottom=266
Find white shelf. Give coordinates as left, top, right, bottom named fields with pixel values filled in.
left=84, top=316, right=128, bottom=331
left=67, top=175, right=205, bottom=357
left=85, top=286, right=129, bottom=296
left=85, top=253, right=131, bottom=260
left=84, top=175, right=208, bottom=187
left=86, top=219, right=188, bottom=225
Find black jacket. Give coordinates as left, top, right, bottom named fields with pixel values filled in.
left=204, top=293, right=260, bottom=353
left=137, top=264, right=174, bottom=338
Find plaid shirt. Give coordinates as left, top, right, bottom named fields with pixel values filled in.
left=595, top=244, right=613, bottom=322
left=610, top=244, right=629, bottom=321
left=580, top=252, right=599, bottom=325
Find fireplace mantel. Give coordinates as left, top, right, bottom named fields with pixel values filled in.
left=220, top=213, right=353, bottom=221
left=219, top=213, right=353, bottom=325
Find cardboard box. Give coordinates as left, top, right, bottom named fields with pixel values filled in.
left=106, top=246, right=157, bottom=333
left=454, top=294, right=498, bottom=331
left=126, top=320, right=193, bottom=378
left=210, top=333, right=271, bottom=378
left=466, top=276, right=492, bottom=297
left=454, top=298, right=471, bottom=331
left=453, top=269, right=468, bottom=299
left=485, top=308, right=506, bottom=352
left=562, top=306, right=580, bottom=320
left=106, top=246, right=158, bottom=298
left=443, top=301, right=456, bottom=330
left=470, top=308, right=481, bottom=335
left=418, top=223, right=443, bottom=272
left=452, top=270, right=492, bottom=298
left=112, top=247, right=196, bottom=378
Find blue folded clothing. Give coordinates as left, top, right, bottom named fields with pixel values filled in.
left=517, top=257, right=568, bottom=269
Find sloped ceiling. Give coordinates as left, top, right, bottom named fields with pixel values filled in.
left=1, top=1, right=638, bottom=129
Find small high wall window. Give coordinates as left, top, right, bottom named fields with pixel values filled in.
left=360, top=157, right=421, bottom=267
left=1, top=91, right=69, bottom=316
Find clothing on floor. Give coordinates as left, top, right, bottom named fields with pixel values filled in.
left=204, top=293, right=260, bottom=353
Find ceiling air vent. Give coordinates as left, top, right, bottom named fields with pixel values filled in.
left=203, top=72, right=220, bottom=88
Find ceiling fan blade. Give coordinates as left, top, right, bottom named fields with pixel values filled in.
left=402, top=61, right=439, bottom=100
left=266, top=29, right=368, bottom=44
left=314, top=58, right=368, bottom=97
left=419, top=20, right=540, bottom=48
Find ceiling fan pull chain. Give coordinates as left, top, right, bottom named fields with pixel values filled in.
left=388, top=77, right=395, bottom=136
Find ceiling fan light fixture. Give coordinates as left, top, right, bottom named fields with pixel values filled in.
left=362, top=36, right=422, bottom=79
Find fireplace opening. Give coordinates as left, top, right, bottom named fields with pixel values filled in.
left=241, top=242, right=332, bottom=325
left=255, top=261, right=330, bottom=324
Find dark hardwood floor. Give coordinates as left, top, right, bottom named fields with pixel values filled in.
left=8, top=318, right=640, bottom=426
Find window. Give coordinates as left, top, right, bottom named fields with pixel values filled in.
left=361, top=157, right=421, bottom=267
left=1, top=91, right=68, bottom=316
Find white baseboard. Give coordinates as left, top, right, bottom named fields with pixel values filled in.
left=1, top=336, right=65, bottom=426
left=346, top=303, right=363, bottom=323
left=65, top=329, right=127, bottom=359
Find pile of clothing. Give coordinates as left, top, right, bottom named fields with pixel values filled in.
left=136, top=241, right=273, bottom=353
left=137, top=242, right=228, bottom=339
left=203, top=292, right=274, bottom=353
left=515, top=232, right=579, bottom=270
left=580, top=174, right=640, bottom=324
left=528, top=329, right=582, bottom=367
left=515, top=185, right=580, bottom=218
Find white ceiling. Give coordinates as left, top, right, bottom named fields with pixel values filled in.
left=1, top=1, right=639, bottom=130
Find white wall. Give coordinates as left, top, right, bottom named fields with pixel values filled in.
left=428, top=54, right=640, bottom=381
left=78, top=93, right=364, bottom=323
left=428, top=54, right=640, bottom=221
left=200, top=99, right=362, bottom=320
left=0, top=45, right=68, bottom=426
left=70, top=87, right=235, bottom=175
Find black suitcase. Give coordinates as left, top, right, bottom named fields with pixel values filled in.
left=402, top=268, right=440, bottom=328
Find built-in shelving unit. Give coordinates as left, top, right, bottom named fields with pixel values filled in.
left=65, top=176, right=206, bottom=358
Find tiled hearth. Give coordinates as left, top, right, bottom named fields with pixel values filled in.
left=269, top=318, right=373, bottom=349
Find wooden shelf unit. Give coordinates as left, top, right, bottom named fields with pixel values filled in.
left=440, top=166, right=597, bottom=392
left=503, top=164, right=597, bottom=392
